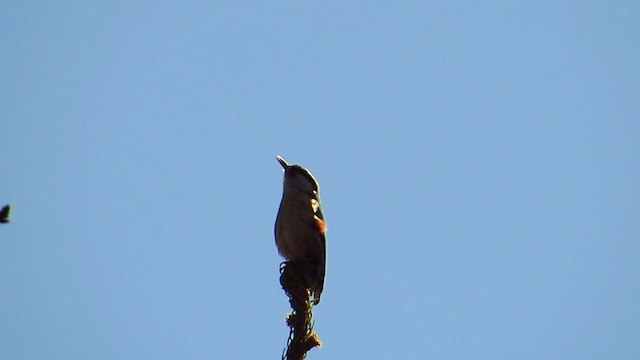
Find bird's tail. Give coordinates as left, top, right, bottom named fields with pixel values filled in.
left=311, top=262, right=325, bottom=305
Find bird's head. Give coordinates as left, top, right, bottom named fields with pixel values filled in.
left=277, top=155, right=320, bottom=196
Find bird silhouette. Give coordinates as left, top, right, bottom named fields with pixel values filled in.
left=0, top=204, right=11, bottom=223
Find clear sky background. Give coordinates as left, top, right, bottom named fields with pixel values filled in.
left=1, top=2, right=639, bottom=359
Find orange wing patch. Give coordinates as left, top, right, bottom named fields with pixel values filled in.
left=314, top=216, right=327, bottom=234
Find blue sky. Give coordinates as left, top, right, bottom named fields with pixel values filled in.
left=1, top=2, right=639, bottom=359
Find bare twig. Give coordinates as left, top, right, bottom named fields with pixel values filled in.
left=280, top=261, right=322, bottom=360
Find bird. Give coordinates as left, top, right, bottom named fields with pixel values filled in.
left=0, top=204, right=10, bottom=223
left=275, top=155, right=327, bottom=305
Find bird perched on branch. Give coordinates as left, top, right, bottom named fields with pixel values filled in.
left=275, top=156, right=327, bottom=305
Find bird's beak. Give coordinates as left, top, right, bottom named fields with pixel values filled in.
left=276, top=155, right=289, bottom=170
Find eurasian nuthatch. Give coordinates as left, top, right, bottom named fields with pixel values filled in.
left=274, top=155, right=326, bottom=305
